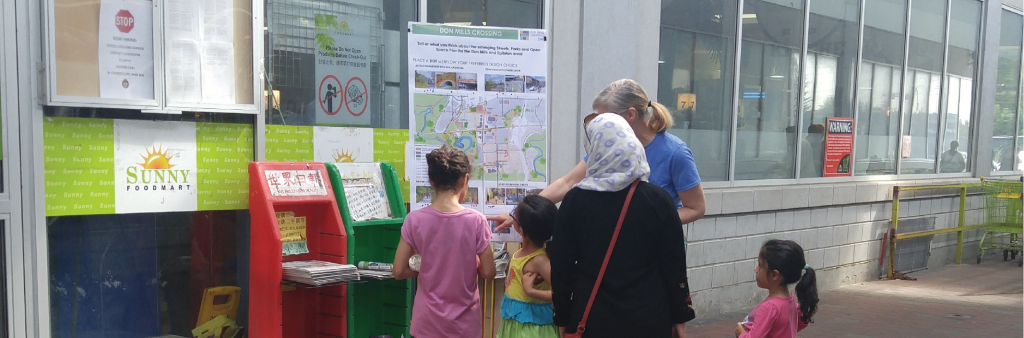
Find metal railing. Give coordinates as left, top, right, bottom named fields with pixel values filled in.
left=886, top=182, right=984, bottom=279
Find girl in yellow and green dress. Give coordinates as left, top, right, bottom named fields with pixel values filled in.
left=497, top=194, right=560, bottom=338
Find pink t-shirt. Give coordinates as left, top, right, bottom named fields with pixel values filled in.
left=739, top=296, right=809, bottom=338
left=401, top=207, right=491, bottom=338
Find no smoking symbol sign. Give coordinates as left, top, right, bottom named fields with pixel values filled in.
left=345, top=77, right=368, bottom=117
left=318, top=75, right=343, bottom=116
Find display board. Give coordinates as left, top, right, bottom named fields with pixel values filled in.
left=407, top=23, right=549, bottom=228
left=43, top=117, right=253, bottom=216
left=49, top=0, right=254, bottom=108
left=264, top=126, right=410, bottom=202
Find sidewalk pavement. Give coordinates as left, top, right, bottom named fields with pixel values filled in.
left=685, top=259, right=1023, bottom=338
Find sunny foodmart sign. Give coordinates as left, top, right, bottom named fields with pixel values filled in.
left=44, top=117, right=252, bottom=216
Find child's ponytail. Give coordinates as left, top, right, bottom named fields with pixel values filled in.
left=760, top=239, right=819, bottom=324
left=795, top=266, right=819, bottom=324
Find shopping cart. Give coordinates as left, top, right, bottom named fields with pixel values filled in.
left=977, top=177, right=1024, bottom=266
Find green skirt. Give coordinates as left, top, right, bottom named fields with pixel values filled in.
left=496, top=318, right=560, bottom=338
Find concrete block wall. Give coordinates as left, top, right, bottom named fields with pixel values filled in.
left=685, top=178, right=987, bottom=318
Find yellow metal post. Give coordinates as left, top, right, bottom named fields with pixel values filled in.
left=956, top=187, right=967, bottom=264
left=888, top=187, right=900, bottom=279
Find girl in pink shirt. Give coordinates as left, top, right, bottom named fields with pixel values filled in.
left=736, top=239, right=819, bottom=338
left=393, top=146, right=497, bottom=338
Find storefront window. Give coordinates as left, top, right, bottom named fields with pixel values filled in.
left=897, top=0, right=945, bottom=174
left=427, top=0, right=543, bottom=29
left=734, top=0, right=803, bottom=180
left=266, top=1, right=416, bottom=129
left=44, top=108, right=253, bottom=338
left=1001, top=10, right=1024, bottom=172
left=938, top=0, right=981, bottom=174
left=658, top=0, right=739, bottom=182
left=802, top=0, right=859, bottom=178
left=855, top=0, right=906, bottom=176
left=0, top=219, right=6, bottom=337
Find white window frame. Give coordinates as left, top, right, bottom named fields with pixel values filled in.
left=41, top=0, right=263, bottom=114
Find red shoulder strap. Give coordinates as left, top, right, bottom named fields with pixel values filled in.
left=575, top=180, right=639, bottom=334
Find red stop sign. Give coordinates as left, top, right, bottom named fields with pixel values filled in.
left=115, top=10, right=134, bottom=33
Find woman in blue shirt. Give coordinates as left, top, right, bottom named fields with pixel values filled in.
left=492, top=79, right=705, bottom=230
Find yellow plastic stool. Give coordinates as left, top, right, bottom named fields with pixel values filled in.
left=196, top=286, right=241, bottom=326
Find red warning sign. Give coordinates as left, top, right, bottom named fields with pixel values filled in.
left=824, top=117, right=854, bottom=177
left=345, top=77, right=368, bottom=117
left=318, top=75, right=343, bottom=116
left=115, top=10, right=135, bottom=33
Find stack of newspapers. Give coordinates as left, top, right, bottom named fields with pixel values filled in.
left=282, top=261, right=359, bottom=286
left=356, top=269, right=394, bottom=280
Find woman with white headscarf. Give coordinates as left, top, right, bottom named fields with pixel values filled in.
left=549, top=114, right=695, bottom=338
left=490, top=79, right=705, bottom=234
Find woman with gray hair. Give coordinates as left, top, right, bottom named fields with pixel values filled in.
left=549, top=113, right=695, bottom=337
left=491, top=79, right=705, bottom=231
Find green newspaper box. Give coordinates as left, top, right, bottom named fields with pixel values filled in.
left=325, top=162, right=412, bottom=338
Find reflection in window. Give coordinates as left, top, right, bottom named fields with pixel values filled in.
left=48, top=212, right=248, bottom=337
left=802, top=0, right=859, bottom=178
left=43, top=107, right=252, bottom=337
left=658, top=0, right=738, bottom=182
left=735, top=0, right=803, bottom=180
left=994, top=10, right=1022, bottom=172
left=0, top=220, right=6, bottom=337
left=855, top=0, right=906, bottom=176
left=899, top=0, right=945, bottom=174
left=266, top=1, right=417, bottom=128
left=427, top=0, right=543, bottom=29
left=938, top=0, right=981, bottom=174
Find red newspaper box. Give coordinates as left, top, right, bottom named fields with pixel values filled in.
left=248, top=162, right=348, bottom=338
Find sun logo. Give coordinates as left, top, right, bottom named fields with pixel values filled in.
left=138, top=145, right=176, bottom=170
left=332, top=149, right=356, bottom=163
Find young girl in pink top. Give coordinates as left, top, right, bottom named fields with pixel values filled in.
left=393, top=146, right=497, bottom=338
left=736, top=239, right=819, bottom=338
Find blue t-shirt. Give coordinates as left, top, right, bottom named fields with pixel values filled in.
left=645, top=132, right=701, bottom=208
left=585, top=132, right=701, bottom=208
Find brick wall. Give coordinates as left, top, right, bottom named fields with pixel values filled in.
left=685, top=178, right=987, bottom=317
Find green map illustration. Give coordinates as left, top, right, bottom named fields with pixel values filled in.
left=413, top=93, right=547, bottom=182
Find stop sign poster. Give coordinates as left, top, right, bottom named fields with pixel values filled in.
left=313, top=14, right=373, bottom=126
left=824, top=117, right=854, bottom=177
left=97, top=0, right=154, bottom=100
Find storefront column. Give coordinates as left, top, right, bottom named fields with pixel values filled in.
left=549, top=0, right=583, bottom=177
left=579, top=0, right=662, bottom=103
left=973, top=0, right=1005, bottom=176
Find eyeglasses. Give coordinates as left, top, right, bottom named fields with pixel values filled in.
left=509, top=205, right=519, bottom=226
left=583, top=112, right=615, bottom=147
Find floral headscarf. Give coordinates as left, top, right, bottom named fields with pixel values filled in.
left=574, top=113, right=650, bottom=192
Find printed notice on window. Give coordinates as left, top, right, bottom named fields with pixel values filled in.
left=97, top=0, right=155, bottom=100
left=163, top=0, right=235, bottom=103
left=824, top=117, right=854, bottom=177
left=266, top=170, right=328, bottom=197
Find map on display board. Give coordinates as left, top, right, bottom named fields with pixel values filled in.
left=407, top=23, right=548, bottom=241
